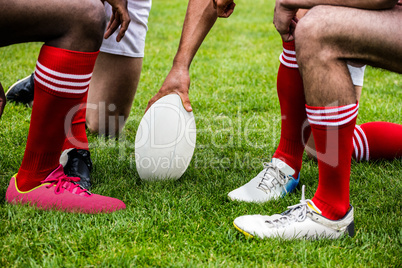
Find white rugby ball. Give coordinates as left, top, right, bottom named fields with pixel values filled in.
left=135, top=94, right=196, bottom=181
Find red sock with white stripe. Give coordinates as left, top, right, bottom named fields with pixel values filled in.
left=17, top=45, right=98, bottom=191
left=353, top=122, right=402, bottom=161
left=272, top=40, right=310, bottom=177
left=306, top=102, right=358, bottom=220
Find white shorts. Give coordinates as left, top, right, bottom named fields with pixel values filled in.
left=101, top=0, right=152, bottom=58
left=347, top=64, right=366, bottom=87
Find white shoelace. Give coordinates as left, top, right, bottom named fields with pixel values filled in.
left=266, top=185, right=313, bottom=228
left=257, top=162, right=292, bottom=194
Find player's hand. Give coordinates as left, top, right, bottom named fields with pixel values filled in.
left=145, top=66, right=192, bottom=113
left=0, top=82, right=6, bottom=120
left=213, top=0, right=236, bottom=18
left=104, top=0, right=131, bottom=42
left=273, top=0, right=298, bottom=42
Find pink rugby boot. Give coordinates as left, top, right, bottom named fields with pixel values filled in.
left=6, top=165, right=125, bottom=213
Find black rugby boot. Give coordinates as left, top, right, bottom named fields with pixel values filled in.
left=61, top=148, right=93, bottom=190
left=6, top=73, right=35, bottom=106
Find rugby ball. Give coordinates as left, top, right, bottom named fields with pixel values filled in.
left=135, top=94, right=196, bottom=181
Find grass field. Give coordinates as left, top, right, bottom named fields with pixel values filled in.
left=0, top=0, right=401, bottom=267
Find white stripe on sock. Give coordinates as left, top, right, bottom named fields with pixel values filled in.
left=36, top=61, right=92, bottom=80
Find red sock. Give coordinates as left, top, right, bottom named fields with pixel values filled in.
left=306, top=102, right=358, bottom=220
left=353, top=122, right=402, bottom=161
left=17, top=45, right=98, bottom=191
left=62, top=93, right=89, bottom=151
left=272, top=40, right=310, bottom=176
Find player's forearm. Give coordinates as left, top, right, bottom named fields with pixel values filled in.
left=279, top=0, right=398, bottom=10
left=173, top=0, right=218, bottom=70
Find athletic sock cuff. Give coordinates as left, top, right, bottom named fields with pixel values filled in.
left=282, top=40, right=295, bottom=50
left=34, top=45, right=99, bottom=98
left=279, top=40, right=298, bottom=68
left=305, top=102, right=359, bottom=129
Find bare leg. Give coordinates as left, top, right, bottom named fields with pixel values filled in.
left=295, top=5, right=402, bottom=219
left=86, top=53, right=143, bottom=136
left=296, top=5, right=402, bottom=106
left=0, top=0, right=105, bottom=51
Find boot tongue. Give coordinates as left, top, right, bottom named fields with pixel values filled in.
left=46, top=164, right=65, bottom=178
left=271, top=158, right=295, bottom=177
left=307, top=200, right=322, bottom=214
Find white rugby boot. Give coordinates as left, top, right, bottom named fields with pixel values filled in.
left=233, top=185, right=355, bottom=240
left=228, top=158, right=300, bottom=202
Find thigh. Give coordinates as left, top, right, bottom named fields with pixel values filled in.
left=0, top=0, right=104, bottom=48
left=304, top=5, right=402, bottom=73
left=87, top=52, right=143, bottom=118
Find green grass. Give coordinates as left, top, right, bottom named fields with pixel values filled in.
left=0, top=0, right=401, bottom=267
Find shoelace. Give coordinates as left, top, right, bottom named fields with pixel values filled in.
left=266, top=185, right=313, bottom=228
left=41, top=173, right=91, bottom=196
left=257, top=162, right=292, bottom=194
